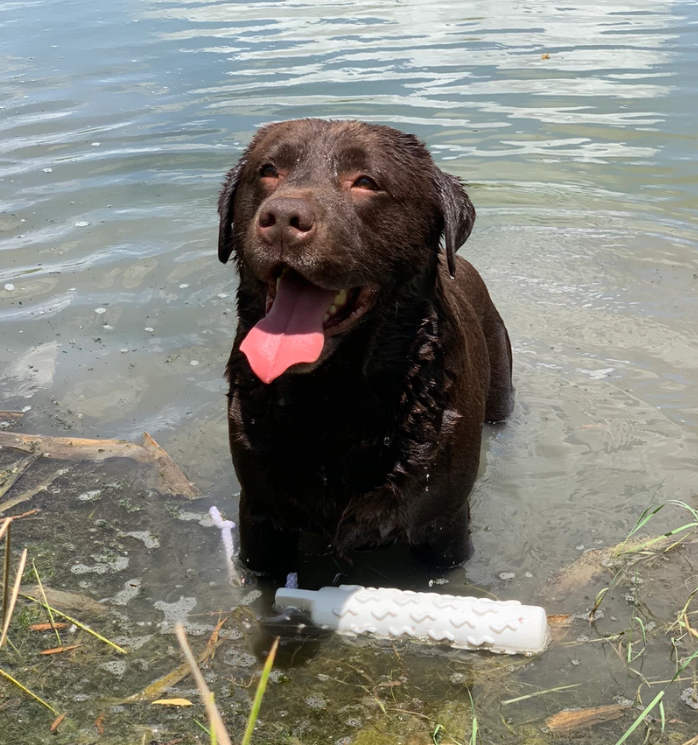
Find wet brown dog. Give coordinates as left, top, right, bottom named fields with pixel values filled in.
left=218, top=119, right=513, bottom=582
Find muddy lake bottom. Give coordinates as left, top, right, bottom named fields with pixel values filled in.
left=0, top=435, right=696, bottom=745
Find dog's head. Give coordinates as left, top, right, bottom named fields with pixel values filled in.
left=218, top=119, right=475, bottom=383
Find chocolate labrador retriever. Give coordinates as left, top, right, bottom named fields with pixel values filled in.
left=218, top=119, right=513, bottom=582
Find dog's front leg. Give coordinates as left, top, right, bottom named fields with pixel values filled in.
left=238, top=491, right=299, bottom=584
left=408, top=503, right=473, bottom=569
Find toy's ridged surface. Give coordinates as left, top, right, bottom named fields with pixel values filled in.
left=276, top=585, right=549, bottom=656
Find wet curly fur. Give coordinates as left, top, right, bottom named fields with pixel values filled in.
left=217, top=119, right=513, bottom=582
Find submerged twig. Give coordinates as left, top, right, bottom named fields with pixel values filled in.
left=32, top=560, right=62, bottom=648
left=545, top=704, right=631, bottom=734
left=20, top=591, right=126, bottom=654
left=39, top=644, right=81, bottom=656
left=50, top=713, right=66, bottom=732
left=122, top=626, right=231, bottom=703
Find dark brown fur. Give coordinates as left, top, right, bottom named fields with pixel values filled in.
left=218, top=119, right=513, bottom=581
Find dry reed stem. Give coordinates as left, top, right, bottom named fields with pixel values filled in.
left=0, top=547, right=27, bottom=649
left=174, top=623, right=232, bottom=745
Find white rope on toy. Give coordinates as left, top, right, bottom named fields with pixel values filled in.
left=209, top=506, right=241, bottom=586
left=285, top=572, right=298, bottom=589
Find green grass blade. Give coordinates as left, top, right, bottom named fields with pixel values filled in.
left=209, top=693, right=218, bottom=745
left=469, top=716, right=478, bottom=745
left=241, top=636, right=279, bottom=745
left=194, top=719, right=211, bottom=736
left=501, top=683, right=581, bottom=705
left=613, top=690, right=664, bottom=745
left=658, top=701, right=665, bottom=733
left=0, top=666, right=61, bottom=715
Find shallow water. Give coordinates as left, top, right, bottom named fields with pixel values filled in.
left=1, top=0, right=698, bottom=740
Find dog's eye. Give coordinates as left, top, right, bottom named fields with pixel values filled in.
left=260, top=164, right=278, bottom=179
left=352, top=175, right=379, bottom=191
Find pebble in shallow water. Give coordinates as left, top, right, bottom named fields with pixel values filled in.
left=77, top=489, right=101, bottom=502
left=225, top=650, right=257, bottom=668
left=240, top=589, right=262, bottom=606
left=111, top=578, right=142, bottom=606
left=153, top=596, right=212, bottom=635
left=71, top=555, right=129, bottom=575
left=177, top=510, right=214, bottom=527
left=100, top=660, right=127, bottom=678
left=680, top=687, right=698, bottom=709
left=124, top=530, right=159, bottom=549
left=113, top=634, right=152, bottom=651
left=305, top=694, right=327, bottom=710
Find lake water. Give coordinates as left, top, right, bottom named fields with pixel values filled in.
left=1, top=0, right=698, bottom=739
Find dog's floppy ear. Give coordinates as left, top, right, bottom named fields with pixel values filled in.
left=217, top=160, right=244, bottom=264
left=434, top=169, right=476, bottom=278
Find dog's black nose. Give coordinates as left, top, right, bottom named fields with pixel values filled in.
left=257, top=197, right=316, bottom=247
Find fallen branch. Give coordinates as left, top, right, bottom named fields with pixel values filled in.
left=0, top=454, right=39, bottom=500
left=0, top=468, right=66, bottom=513
left=0, top=431, right=200, bottom=499
left=0, top=411, right=24, bottom=422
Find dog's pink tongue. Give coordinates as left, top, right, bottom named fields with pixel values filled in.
left=240, top=272, right=336, bottom=384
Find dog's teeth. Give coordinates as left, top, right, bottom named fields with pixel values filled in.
left=323, top=312, right=330, bottom=323
left=329, top=305, right=337, bottom=316
left=334, top=289, right=348, bottom=307
left=276, top=276, right=281, bottom=290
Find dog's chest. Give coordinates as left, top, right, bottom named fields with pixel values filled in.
left=230, top=383, right=401, bottom=492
